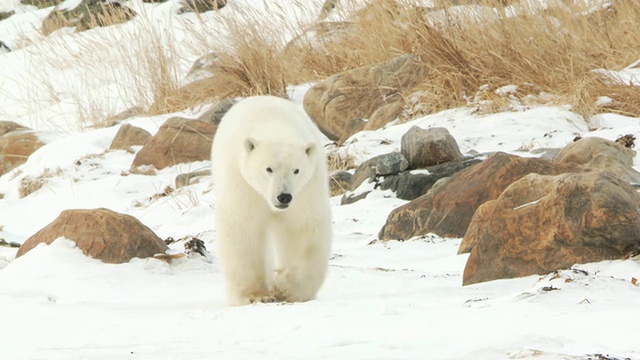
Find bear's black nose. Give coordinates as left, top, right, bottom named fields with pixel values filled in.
left=277, top=193, right=292, bottom=204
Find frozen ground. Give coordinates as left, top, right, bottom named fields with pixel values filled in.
left=1, top=1, right=639, bottom=359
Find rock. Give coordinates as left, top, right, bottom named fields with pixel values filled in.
left=132, top=117, right=216, bottom=170
left=303, top=54, right=429, bottom=141
left=378, top=157, right=482, bottom=200
left=175, top=169, right=211, bottom=188
left=197, top=99, right=236, bottom=125
left=401, top=126, right=464, bottom=169
left=41, top=0, right=136, bottom=36
left=329, top=170, right=352, bottom=196
left=554, top=136, right=640, bottom=183
left=0, top=130, right=46, bottom=176
left=341, top=190, right=371, bottom=205
left=462, top=171, right=640, bottom=285
left=109, top=124, right=152, bottom=150
left=349, top=152, right=408, bottom=191
left=16, top=208, right=169, bottom=263
left=106, top=106, right=144, bottom=124
left=378, top=152, right=580, bottom=240
left=0, top=121, right=28, bottom=137
left=0, top=40, right=10, bottom=53
left=180, top=0, right=227, bottom=13
left=364, top=99, right=404, bottom=130
left=283, top=21, right=357, bottom=72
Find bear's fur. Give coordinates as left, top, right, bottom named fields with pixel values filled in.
left=211, top=95, right=332, bottom=306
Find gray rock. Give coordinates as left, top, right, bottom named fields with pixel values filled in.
left=175, top=169, right=211, bottom=188
left=349, top=152, right=409, bottom=191
left=329, top=171, right=352, bottom=196
left=197, top=99, right=236, bottom=125
left=379, top=157, right=482, bottom=200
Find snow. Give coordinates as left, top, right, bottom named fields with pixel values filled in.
left=1, top=1, right=640, bottom=359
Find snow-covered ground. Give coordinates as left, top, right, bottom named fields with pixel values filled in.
left=1, top=1, right=640, bottom=359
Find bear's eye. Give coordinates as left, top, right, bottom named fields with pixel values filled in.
left=266, top=167, right=273, bottom=173
left=293, top=169, right=299, bottom=175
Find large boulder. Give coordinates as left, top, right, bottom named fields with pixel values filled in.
left=16, top=208, right=169, bottom=263
left=554, top=136, right=640, bottom=183
left=303, top=54, right=429, bottom=141
left=132, top=117, right=216, bottom=170
left=0, top=130, right=46, bottom=176
left=462, top=171, right=640, bottom=285
left=401, top=126, right=464, bottom=168
left=378, top=152, right=580, bottom=240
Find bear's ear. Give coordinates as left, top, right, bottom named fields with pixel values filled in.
left=244, top=138, right=257, bottom=153
left=305, top=143, right=316, bottom=157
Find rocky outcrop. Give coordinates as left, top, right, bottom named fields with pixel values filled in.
left=401, top=126, right=464, bottom=168
left=109, top=124, right=151, bottom=150
left=132, top=117, right=216, bottom=170
left=303, top=54, right=429, bottom=141
left=378, top=152, right=580, bottom=240
left=462, top=171, right=640, bottom=285
left=17, top=208, right=169, bottom=263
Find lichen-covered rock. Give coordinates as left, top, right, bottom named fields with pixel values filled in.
left=304, top=54, right=429, bottom=141
left=462, top=171, right=640, bottom=285
left=132, top=117, right=216, bottom=170
left=378, top=152, right=580, bottom=240
left=555, top=136, right=640, bottom=183
left=17, top=208, right=169, bottom=263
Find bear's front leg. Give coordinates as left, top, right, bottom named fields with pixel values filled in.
left=272, top=226, right=331, bottom=303
left=215, top=218, right=274, bottom=306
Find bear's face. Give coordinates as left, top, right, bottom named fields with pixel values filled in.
left=240, top=138, right=317, bottom=211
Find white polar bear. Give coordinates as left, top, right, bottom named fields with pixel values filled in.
left=211, top=95, right=332, bottom=306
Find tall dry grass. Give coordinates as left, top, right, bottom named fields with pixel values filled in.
left=182, top=0, right=640, bottom=119
left=19, top=0, right=640, bottom=128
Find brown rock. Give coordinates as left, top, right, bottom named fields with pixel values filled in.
left=401, top=126, right=464, bottom=168
left=378, top=152, right=580, bottom=240
left=109, top=124, right=152, bottom=150
left=0, top=130, right=46, bottom=175
left=303, top=54, right=429, bottom=141
left=41, top=1, right=136, bottom=35
left=364, top=99, right=404, bottom=131
left=17, top=208, right=169, bottom=263
left=0, top=121, right=28, bottom=137
left=132, top=117, right=216, bottom=170
left=462, top=171, right=640, bottom=285
left=555, top=136, right=640, bottom=183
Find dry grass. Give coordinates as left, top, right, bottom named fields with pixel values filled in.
left=179, top=0, right=640, bottom=119
left=19, top=0, right=640, bottom=127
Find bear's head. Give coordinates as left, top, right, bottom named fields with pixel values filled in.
left=240, top=138, right=317, bottom=211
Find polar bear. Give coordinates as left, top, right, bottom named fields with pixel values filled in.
left=211, top=95, right=332, bottom=306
